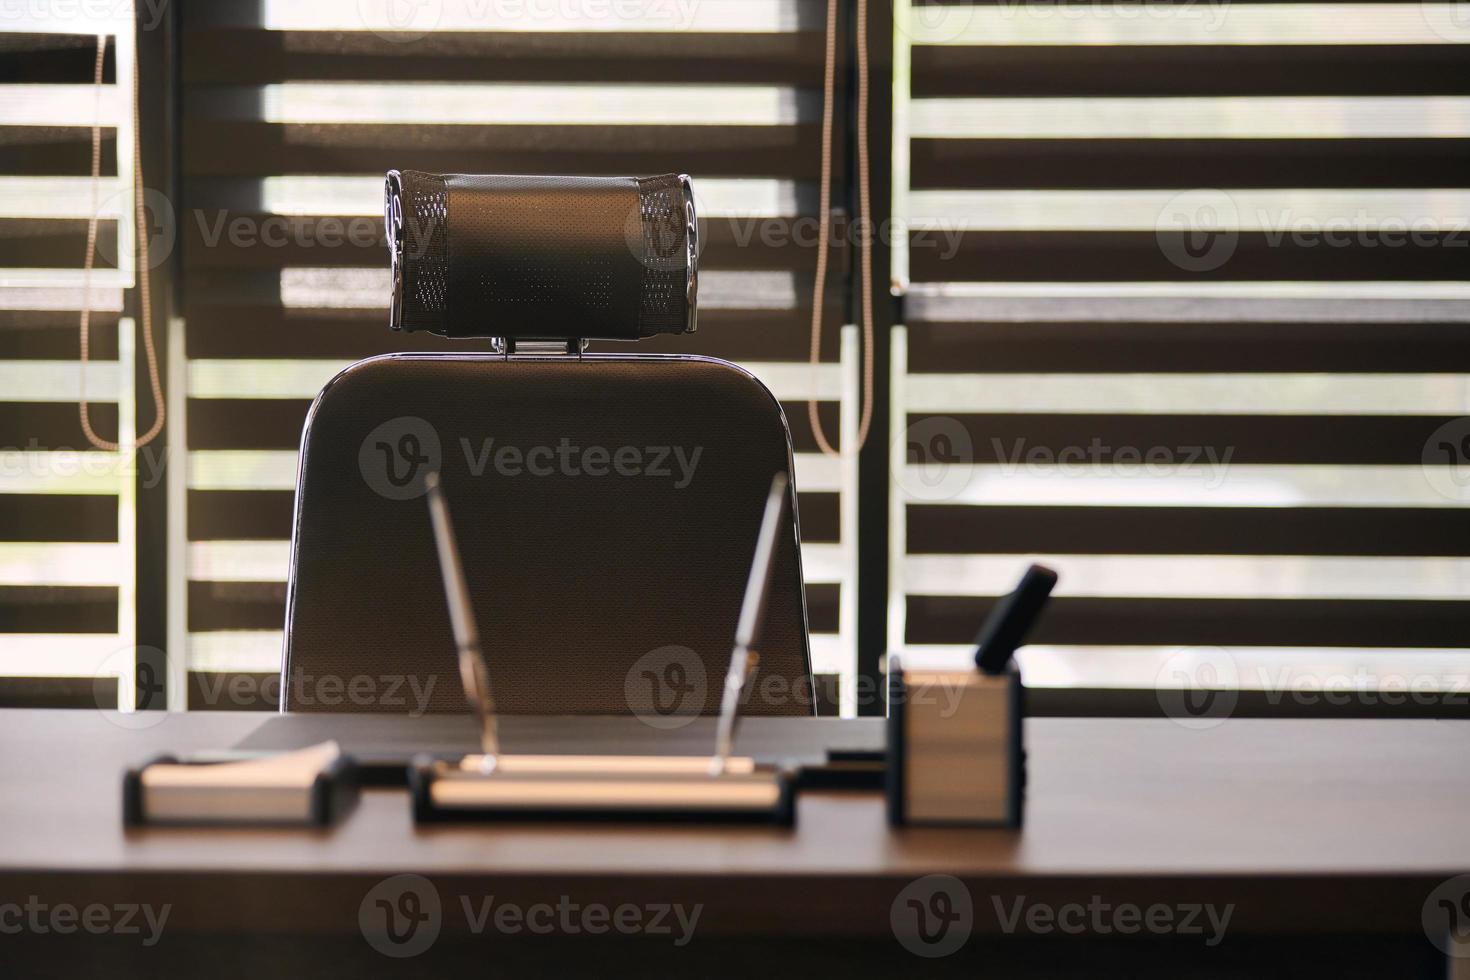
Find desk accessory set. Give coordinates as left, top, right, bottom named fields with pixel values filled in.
left=410, top=471, right=797, bottom=824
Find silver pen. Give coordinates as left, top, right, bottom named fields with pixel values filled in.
left=712, top=472, right=789, bottom=774
left=424, top=471, right=499, bottom=759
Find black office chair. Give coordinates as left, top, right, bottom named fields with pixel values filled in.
left=281, top=172, right=814, bottom=717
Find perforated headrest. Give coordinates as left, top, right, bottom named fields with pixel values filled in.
left=385, top=171, right=698, bottom=341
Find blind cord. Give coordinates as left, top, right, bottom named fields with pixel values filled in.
left=808, top=0, right=875, bottom=457
left=855, top=0, right=875, bottom=447
left=80, top=33, right=165, bottom=452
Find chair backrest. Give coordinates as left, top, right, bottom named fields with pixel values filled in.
left=281, top=351, right=814, bottom=718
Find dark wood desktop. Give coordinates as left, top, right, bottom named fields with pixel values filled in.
left=1, top=710, right=1465, bottom=977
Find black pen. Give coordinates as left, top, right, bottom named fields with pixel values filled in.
left=974, top=564, right=1059, bottom=675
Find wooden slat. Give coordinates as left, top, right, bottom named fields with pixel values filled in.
left=0, top=33, right=116, bottom=83
left=0, top=310, right=117, bottom=356
left=0, top=676, right=113, bottom=709
left=186, top=580, right=286, bottom=632
left=910, top=138, right=1470, bottom=190
left=901, top=413, right=1463, bottom=464
left=0, top=495, right=117, bottom=542
left=0, top=585, right=116, bottom=633
left=185, top=396, right=843, bottom=452
left=186, top=579, right=844, bottom=635
left=0, top=130, right=118, bottom=177
left=912, top=45, right=1470, bottom=98
left=183, top=487, right=841, bottom=544
left=180, top=29, right=828, bottom=86
left=908, top=230, right=1470, bottom=282
left=906, top=595, right=1470, bottom=648
left=904, top=320, right=1470, bottom=373
left=0, top=218, right=118, bottom=270
left=182, top=122, right=826, bottom=179
left=906, top=505, right=1470, bottom=556
left=0, top=402, right=118, bottom=447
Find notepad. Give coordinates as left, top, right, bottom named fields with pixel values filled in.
left=124, top=741, right=356, bottom=826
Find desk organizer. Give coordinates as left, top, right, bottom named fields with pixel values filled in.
left=886, top=657, right=1025, bottom=828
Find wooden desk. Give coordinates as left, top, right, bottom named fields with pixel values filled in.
left=1, top=710, right=1465, bottom=978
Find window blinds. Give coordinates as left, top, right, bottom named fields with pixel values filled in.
left=1, top=12, right=141, bottom=708
left=891, top=0, right=1470, bottom=696
left=179, top=0, right=862, bottom=711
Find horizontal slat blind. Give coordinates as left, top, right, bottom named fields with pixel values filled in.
left=180, top=0, right=861, bottom=711
left=891, top=0, right=1470, bottom=694
left=1, top=13, right=139, bottom=707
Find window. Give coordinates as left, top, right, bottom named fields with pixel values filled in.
left=889, top=0, right=1470, bottom=706
left=1, top=12, right=140, bottom=707
left=3, top=0, right=1466, bottom=715
left=177, top=0, right=862, bottom=711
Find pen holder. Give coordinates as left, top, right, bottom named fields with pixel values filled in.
left=410, top=754, right=797, bottom=825
left=886, top=657, right=1025, bottom=828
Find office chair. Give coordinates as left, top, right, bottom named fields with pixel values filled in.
left=281, top=172, right=815, bottom=717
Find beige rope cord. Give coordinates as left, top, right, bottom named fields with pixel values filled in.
left=808, top=0, right=876, bottom=458
left=80, top=33, right=165, bottom=452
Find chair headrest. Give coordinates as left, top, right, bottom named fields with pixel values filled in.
left=385, top=171, right=698, bottom=343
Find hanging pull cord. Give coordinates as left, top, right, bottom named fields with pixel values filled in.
left=80, top=33, right=165, bottom=452
left=808, top=0, right=875, bottom=458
